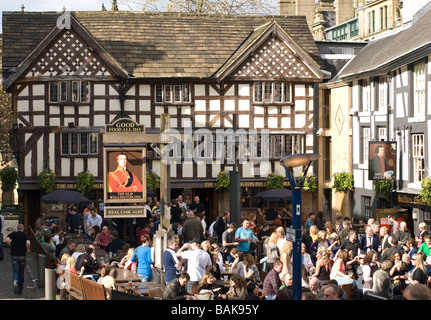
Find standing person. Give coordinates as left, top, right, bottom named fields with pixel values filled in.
left=189, top=196, right=206, bottom=215
left=6, top=224, right=30, bottom=295
left=176, top=237, right=212, bottom=293
left=131, top=234, right=154, bottom=282
left=221, top=223, right=238, bottom=263
left=214, top=211, right=230, bottom=244
left=162, top=235, right=183, bottom=284
left=235, top=218, right=254, bottom=255
left=418, top=235, right=431, bottom=257
left=170, top=199, right=183, bottom=234
left=416, top=222, right=429, bottom=249
left=389, top=215, right=400, bottom=238
left=0, top=211, right=4, bottom=261
left=304, top=212, right=316, bottom=234
left=379, top=226, right=392, bottom=258
left=395, top=221, right=411, bottom=250
left=86, top=208, right=103, bottom=240
left=181, top=211, right=204, bottom=243
left=360, top=225, right=380, bottom=254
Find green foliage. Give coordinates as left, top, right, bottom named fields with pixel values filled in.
left=332, top=172, right=354, bottom=193
left=146, top=170, right=160, bottom=192
left=0, top=166, right=17, bottom=190
left=0, top=88, right=13, bottom=151
left=299, top=172, right=317, bottom=192
left=77, top=170, right=94, bottom=195
left=38, top=168, right=56, bottom=194
left=373, top=179, right=392, bottom=202
left=215, top=171, right=230, bottom=191
left=419, top=177, right=431, bottom=206
left=265, top=171, right=284, bottom=190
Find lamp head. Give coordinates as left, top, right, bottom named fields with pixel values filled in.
left=280, top=153, right=320, bottom=168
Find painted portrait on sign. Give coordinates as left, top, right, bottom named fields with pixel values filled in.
left=368, top=141, right=396, bottom=181
left=105, top=148, right=146, bottom=203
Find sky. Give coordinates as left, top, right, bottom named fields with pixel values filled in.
left=0, top=0, right=280, bottom=33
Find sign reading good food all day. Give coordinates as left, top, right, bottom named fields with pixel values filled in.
left=105, top=118, right=145, bottom=133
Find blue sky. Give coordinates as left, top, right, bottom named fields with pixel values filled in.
left=1, top=0, right=279, bottom=33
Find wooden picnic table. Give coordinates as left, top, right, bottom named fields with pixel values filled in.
left=117, top=281, right=165, bottom=297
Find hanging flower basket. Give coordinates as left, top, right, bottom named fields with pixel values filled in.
left=146, top=170, right=160, bottom=192
left=77, top=170, right=95, bottom=195
left=419, top=177, right=431, bottom=206
left=300, top=172, right=317, bottom=192
left=215, top=171, right=230, bottom=191
left=373, top=179, right=392, bottom=202
left=265, top=171, right=284, bottom=190
left=0, top=165, right=17, bottom=191
left=332, top=171, right=354, bottom=193
left=38, top=168, right=56, bottom=194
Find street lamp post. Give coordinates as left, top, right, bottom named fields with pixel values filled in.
left=280, top=153, right=320, bottom=300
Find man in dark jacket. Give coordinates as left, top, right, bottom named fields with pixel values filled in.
left=75, top=245, right=99, bottom=278
left=162, top=272, right=194, bottom=300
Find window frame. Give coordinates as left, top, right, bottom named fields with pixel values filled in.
left=412, top=133, right=425, bottom=183
left=154, top=84, right=191, bottom=104
left=49, top=80, right=91, bottom=104
left=253, top=81, right=292, bottom=104
left=414, top=62, right=426, bottom=118
left=61, top=131, right=99, bottom=156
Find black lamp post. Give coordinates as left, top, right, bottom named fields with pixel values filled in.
left=280, top=153, right=320, bottom=300
left=1, top=144, right=14, bottom=164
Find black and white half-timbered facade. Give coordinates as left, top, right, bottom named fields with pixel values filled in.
left=339, top=8, right=431, bottom=233
left=2, top=11, right=326, bottom=228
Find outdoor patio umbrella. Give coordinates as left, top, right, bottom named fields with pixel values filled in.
left=41, top=190, right=92, bottom=204
left=253, top=188, right=292, bottom=201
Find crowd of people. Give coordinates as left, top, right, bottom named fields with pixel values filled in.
left=26, top=197, right=431, bottom=301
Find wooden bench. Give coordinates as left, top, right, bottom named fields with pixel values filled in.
left=81, top=276, right=107, bottom=300
left=147, top=287, right=163, bottom=299
left=67, top=273, right=84, bottom=300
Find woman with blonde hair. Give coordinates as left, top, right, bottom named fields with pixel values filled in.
left=65, top=256, right=78, bottom=275
left=279, top=241, right=292, bottom=280
left=265, top=231, right=280, bottom=271
left=330, top=249, right=356, bottom=286
left=310, top=230, right=332, bottom=255
left=117, top=247, right=137, bottom=272
left=275, top=227, right=287, bottom=251
left=60, top=253, right=70, bottom=267
left=408, top=253, right=427, bottom=285
left=309, top=225, right=318, bottom=242
left=310, top=248, right=332, bottom=283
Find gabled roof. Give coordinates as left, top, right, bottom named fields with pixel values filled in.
left=2, top=11, right=325, bottom=85
left=339, top=8, right=431, bottom=80
left=215, top=21, right=324, bottom=82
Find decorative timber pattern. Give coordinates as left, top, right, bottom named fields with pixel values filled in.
left=233, top=38, right=315, bottom=80
left=25, top=30, right=112, bottom=78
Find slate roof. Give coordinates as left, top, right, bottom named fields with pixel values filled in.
left=339, top=8, right=431, bottom=80
left=2, top=11, right=325, bottom=80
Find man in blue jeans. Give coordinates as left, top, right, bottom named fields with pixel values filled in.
left=6, top=224, right=30, bottom=295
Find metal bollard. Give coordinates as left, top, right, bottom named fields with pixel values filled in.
left=45, top=268, right=57, bottom=300
left=38, top=254, right=47, bottom=288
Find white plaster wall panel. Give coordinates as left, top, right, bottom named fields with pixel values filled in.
left=209, top=86, right=219, bottom=96
left=139, top=100, right=151, bottom=112
left=182, top=161, right=193, bottom=177
left=195, top=100, right=206, bottom=111
left=109, top=85, right=118, bottom=96
left=281, top=117, right=290, bottom=129
left=170, top=117, right=177, bottom=128
left=19, top=115, right=29, bottom=127
left=50, top=118, right=60, bottom=126
left=155, top=106, right=164, bottom=115
left=17, top=100, right=29, bottom=112
left=61, top=158, right=70, bottom=177
left=74, top=158, right=84, bottom=176
left=308, top=85, right=313, bottom=97
left=94, top=115, right=105, bottom=125
left=306, top=134, right=313, bottom=148
left=268, top=117, right=278, bottom=128
left=210, top=100, right=220, bottom=111
left=93, top=84, right=105, bottom=96
left=295, top=99, right=306, bottom=111
left=49, top=133, right=55, bottom=171
left=281, top=106, right=291, bottom=114
left=268, top=106, right=277, bottom=115
left=94, top=100, right=105, bottom=111
left=33, top=100, right=45, bottom=112
left=50, top=106, right=60, bottom=115
left=353, top=169, right=363, bottom=189
left=259, top=160, right=272, bottom=177
left=225, top=86, right=235, bottom=96
left=168, top=106, right=177, bottom=115
left=33, top=115, right=45, bottom=126
left=295, top=114, right=306, bottom=128
left=79, top=106, right=90, bottom=115
left=181, top=106, right=191, bottom=115
left=197, top=161, right=206, bottom=177
left=64, top=106, right=74, bottom=115
left=351, top=83, right=359, bottom=111
left=110, top=99, right=121, bottom=112
left=109, top=114, right=117, bottom=123
left=273, top=162, right=285, bottom=176
left=140, top=115, right=151, bottom=128
left=210, top=115, right=220, bottom=127
left=32, top=84, right=45, bottom=96
left=238, top=114, right=249, bottom=128
left=37, top=137, right=43, bottom=174
left=238, top=84, right=249, bottom=96
left=224, top=100, right=235, bottom=111
left=79, top=118, right=90, bottom=127
left=88, top=158, right=98, bottom=177
left=18, top=86, right=29, bottom=97
left=395, top=92, right=406, bottom=118
left=254, top=117, right=264, bottom=128
left=126, top=85, right=135, bottom=96
left=139, top=85, right=151, bottom=96
left=195, top=115, right=206, bottom=127
left=124, top=100, right=135, bottom=112
left=254, top=106, right=264, bottom=114
left=238, top=99, right=249, bottom=111
left=195, top=85, right=205, bottom=96
left=170, top=160, right=177, bottom=178
left=364, top=175, right=373, bottom=190
left=25, top=150, right=31, bottom=177
left=152, top=160, right=161, bottom=177
left=182, top=118, right=192, bottom=128
left=295, top=84, right=306, bottom=96
left=212, top=161, right=220, bottom=178
left=242, top=162, right=254, bottom=178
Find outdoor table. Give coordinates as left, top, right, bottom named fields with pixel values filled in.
left=114, top=268, right=141, bottom=283
left=117, top=281, right=165, bottom=297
